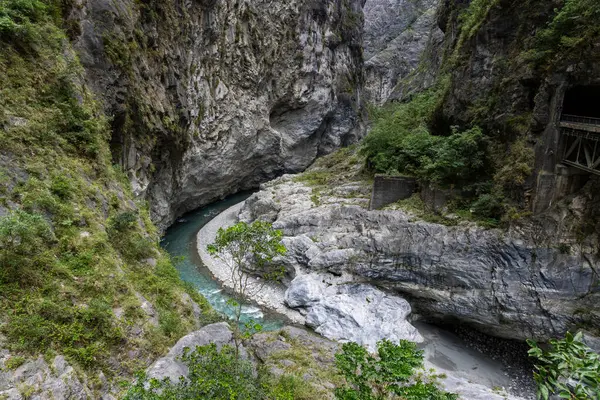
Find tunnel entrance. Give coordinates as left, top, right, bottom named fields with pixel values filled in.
left=559, top=85, right=600, bottom=176
left=562, top=85, right=600, bottom=119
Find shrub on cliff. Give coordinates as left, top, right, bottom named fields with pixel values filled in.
left=334, top=340, right=457, bottom=400
left=362, top=89, right=488, bottom=189
left=524, top=0, right=600, bottom=70
left=125, top=344, right=265, bottom=400
left=0, top=210, right=54, bottom=283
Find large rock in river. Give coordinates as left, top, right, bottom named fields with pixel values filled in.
left=285, top=274, right=423, bottom=350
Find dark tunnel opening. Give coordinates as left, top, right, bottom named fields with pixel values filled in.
left=562, top=85, right=600, bottom=119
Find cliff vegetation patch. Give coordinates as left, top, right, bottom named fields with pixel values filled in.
left=0, top=0, right=215, bottom=388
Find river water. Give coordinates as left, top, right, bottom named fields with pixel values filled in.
left=161, top=194, right=534, bottom=398
left=160, top=192, right=283, bottom=331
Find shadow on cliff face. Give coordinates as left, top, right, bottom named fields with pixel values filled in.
left=579, top=176, right=600, bottom=254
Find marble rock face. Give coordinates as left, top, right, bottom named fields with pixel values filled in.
left=286, top=274, right=423, bottom=350
left=74, top=0, right=366, bottom=230
left=242, top=175, right=600, bottom=344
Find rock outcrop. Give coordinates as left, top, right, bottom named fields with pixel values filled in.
left=0, top=352, right=94, bottom=400
left=240, top=174, right=600, bottom=344
left=363, top=0, right=441, bottom=104
left=285, top=275, right=423, bottom=349
left=146, top=322, right=239, bottom=384
left=69, top=0, right=366, bottom=229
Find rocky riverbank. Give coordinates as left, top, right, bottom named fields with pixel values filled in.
left=195, top=190, right=534, bottom=399
left=196, top=202, right=305, bottom=325
left=237, top=169, right=600, bottom=345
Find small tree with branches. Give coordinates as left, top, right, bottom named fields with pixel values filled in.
left=207, top=221, right=286, bottom=356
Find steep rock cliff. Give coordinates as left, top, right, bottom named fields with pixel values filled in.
left=71, top=0, right=366, bottom=230
left=0, top=0, right=366, bottom=396
left=389, top=0, right=600, bottom=217
left=363, top=0, right=441, bottom=104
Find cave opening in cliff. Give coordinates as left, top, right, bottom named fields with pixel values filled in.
left=562, top=85, right=600, bottom=119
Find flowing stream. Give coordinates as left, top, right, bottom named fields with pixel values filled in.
left=160, top=192, right=284, bottom=331
left=161, top=194, right=534, bottom=398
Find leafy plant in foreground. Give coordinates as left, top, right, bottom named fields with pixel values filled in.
left=528, top=331, right=600, bottom=399
left=334, top=340, right=458, bottom=400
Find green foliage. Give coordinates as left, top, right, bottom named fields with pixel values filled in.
left=50, top=174, right=73, bottom=200
left=524, top=0, right=600, bottom=69
left=528, top=332, right=600, bottom=400
left=207, top=221, right=287, bottom=277
left=334, top=340, right=457, bottom=400
left=208, top=221, right=286, bottom=356
left=470, top=193, right=504, bottom=221
left=492, top=137, right=535, bottom=190
left=124, top=344, right=268, bottom=400
left=0, top=210, right=53, bottom=259
left=362, top=89, right=487, bottom=188
left=0, top=0, right=48, bottom=43
left=3, top=356, right=26, bottom=370
left=0, top=210, right=54, bottom=282
left=421, top=126, right=487, bottom=187
left=293, top=170, right=331, bottom=187
left=454, top=0, right=500, bottom=57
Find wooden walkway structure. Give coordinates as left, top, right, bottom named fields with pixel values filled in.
left=560, top=114, right=600, bottom=176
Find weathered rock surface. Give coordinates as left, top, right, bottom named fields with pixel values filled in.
left=285, top=275, right=423, bottom=349
left=240, top=175, right=600, bottom=344
left=363, top=0, right=441, bottom=104
left=146, top=322, right=238, bottom=384
left=0, top=352, right=94, bottom=400
left=70, top=0, right=366, bottom=229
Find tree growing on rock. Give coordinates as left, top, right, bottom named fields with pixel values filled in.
left=207, top=221, right=286, bottom=356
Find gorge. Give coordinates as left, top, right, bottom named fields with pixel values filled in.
left=1, top=0, right=599, bottom=398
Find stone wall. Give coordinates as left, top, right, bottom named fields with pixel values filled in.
left=369, top=175, right=417, bottom=210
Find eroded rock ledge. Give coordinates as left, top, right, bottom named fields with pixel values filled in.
left=239, top=174, right=600, bottom=344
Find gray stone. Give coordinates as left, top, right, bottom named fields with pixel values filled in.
left=299, top=282, right=424, bottom=350
left=363, top=0, right=441, bottom=104
left=284, top=274, right=326, bottom=308
left=73, top=0, right=366, bottom=231
left=243, top=176, right=600, bottom=343
left=146, top=322, right=238, bottom=384
left=0, top=354, right=89, bottom=400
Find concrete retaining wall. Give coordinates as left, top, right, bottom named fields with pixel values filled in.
left=369, top=175, right=417, bottom=210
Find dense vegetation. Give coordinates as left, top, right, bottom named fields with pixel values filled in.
left=524, top=0, right=600, bottom=70
left=0, top=0, right=215, bottom=387
left=362, top=85, right=512, bottom=226
left=334, top=340, right=457, bottom=400
left=363, top=87, right=487, bottom=189
left=125, top=339, right=457, bottom=400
